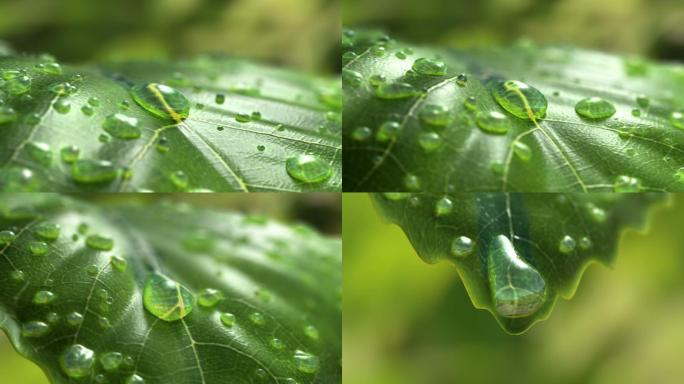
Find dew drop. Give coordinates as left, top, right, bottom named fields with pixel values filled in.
left=579, top=236, right=592, bottom=250
left=342, top=69, right=364, bottom=88
left=285, top=154, right=332, bottom=183
left=558, top=235, right=576, bottom=254
left=86, top=234, right=114, bottom=251
left=60, top=345, right=95, bottom=379
left=455, top=73, right=468, bottom=87
left=575, top=97, right=616, bottom=120
left=21, top=321, right=50, bottom=338
left=476, top=111, right=509, bottom=134
left=512, top=141, right=532, bottom=162
left=488, top=235, right=546, bottom=317
left=463, top=96, right=477, bottom=111
left=125, top=374, right=145, bottom=384
left=0, top=106, right=18, bottom=124
left=81, top=104, right=94, bottom=116
left=131, top=83, right=190, bottom=121
left=34, top=222, right=60, bottom=241
left=376, top=121, right=401, bottom=142
left=143, top=273, right=195, bottom=321
left=670, top=111, right=684, bottom=130
left=636, top=95, right=649, bottom=108
left=417, top=131, right=443, bottom=153
left=169, top=170, right=189, bottom=190
left=304, top=325, right=319, bottom=341
left=293, top=350, right=320, bottom=373
left=412, top=57, right=447, bottom=76
left=53, top=97, right=71, bottom=114
left=215, top=93, right=225, bottom=104
left=102, top=113, right=141, bottom=140
left=29, top=241, right=49, bottom=256
left=33, top=290, right=55, bottom=304
left=375, top=82, right=420, bottom=100
left=66, top=311, right=84, bottom=327
left=26, top=141, right=52, bottom=165
left=3, top=74, right=31, bottom=95
left=88, top=97, right=100, bottom=107
left=0, top=230, right=16, bottom=245
left=450, top=236, right=473, bottom=257
left=491, top=80, right=547, bottom=120
left=403, top=174, right=420, bottom=190
left=351, top=126, right=372, bottom=141
left=419, top=104, right=451, bottom=127
left=46, top=312, right=60, bottom=324
left=249, top=312, right=265, bottom=325
left=434, top=197, right=453, bottom=216
left=10, top=270, right=25, bottom=281
left=198, top=288, right=224, bottom=308
left=60, top=145, right=80, bottom=163
left=110, top=255, right=127, bottom=272
left=220, top=312, right=236, bottom=327
left=270, top=338, right=285, bottom=350
left=368, top=74, right=386, bottom=87
left=71, top=159, right=117, bottom=184
left=36, top=62, right=62, bottom=75
left=613, top=175, right=641, bottom=192
left=235, top=113, right=251, bottom=123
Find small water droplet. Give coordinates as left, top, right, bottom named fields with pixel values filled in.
left=60, top=345, right=95, bottom=378
left=110, top=256, right=127, bottom=272
left=220, top=312, right=235, bottom=327
left=81, top=104, right=95, bottom=116
left=0, top=106, right=18, bottom=124
left=102, top=113, right=141, bottom=140
left=512, top=141, right=532, bottom=162
left=34, top=222, right=60, bottom=241
left=304, top=325, right=319, bottom=341
left=0, top=230, right=16, bottom=245
left=100, top=352, right=123, bottom=372
left=450, top=236, right=473, bottom=257
left=613, top=175, right=641, bottom=192
left=635, top=95, right=649, bottom=108
left=579, top=236, right=592, bottom=250
left=131, top=83, right=190, bottom=121
left=463, top=96, right=477, bottom=111
left=368, top=74, right=386, bottom=87
left=66, top=311, right=84, bottom=327
left=417, top=131, right=443, bottom=153
left=455, top=73, right=468, bottom=87
left=342, top=69, right=364, bottom=88
left=434, top=197, right=453, bottom=216
left=60, top=145, right=80, bottom=163
left=29, top=241, right=49, bottom=256
left=169, top=170, right=189, bottom=190
left=285, top=154, right=332, bottom=183
left=575, top=97, right=616, bottom=120
left=249, top=312, right=265, bottom=325
left=125, top=374, right=145, bottom=384
left=143, top=273, right=195, bottom=321
left=351, top=126, right=372, bottom=141
left=215, top=93, right=225, bottom=104
left=403, top=174, right=420, bottom=190
left=419, top=104, right=451, bottom=127
left=670, top=111, right=684, bottom=130
left=53, top=97, right=71, bottom=114
left=198, top=288, right=224, bottom=308
left=26, top=141, right=52, bottom=165
left=412, top=57, right=447, bottom=76
left=33, top=290, right=56, bottom=304
left=86, top=234, right=113, bottom=251
left=375, top=82, right=419, bottom=100
left=270, top=338, right=285, bottom=350
left=71, top=159, right=117, bottom=184
left=88, top=97, right=100, bottom=107
left=375, top=121, right=401, bottom=142
left=476, top=111, right=509, bottom=134
left=10, top=270, right=25, bottom=281
left=21, top=321, right=50, bottom=338
left=293, top=350, right=320, bottom=374
left=558, top=235, right=576, bottom=254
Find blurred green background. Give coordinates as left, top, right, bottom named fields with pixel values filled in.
left=344, top=193, right=684, bottom=384
left=0, top=193, right=340, bottom=383
left=0, top=0, right=340, bottom=73
left=344, top=0, right=684, bottom=61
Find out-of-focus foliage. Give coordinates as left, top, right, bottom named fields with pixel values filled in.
left=0, top=0, right=340, bottom=73
left=343, top=0, right=684, bottom=62
left=343, top=193, right=684, bottom=384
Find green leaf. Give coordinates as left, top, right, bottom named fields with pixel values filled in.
left=343, top=29, right=684, bottom=192
left=0, top=195, right=341, bottom=383
left=0, top=55, right=341, bottom=192
left=372, top=192, right=664, bottom=334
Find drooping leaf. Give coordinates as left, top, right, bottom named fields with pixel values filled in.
left=0, top=55, right=341, bottom=192
left=343, top=29, right=684, bottom=192
left=0, top=194, right=341, bottom=383
left=372, top=192, right=664, bottom=333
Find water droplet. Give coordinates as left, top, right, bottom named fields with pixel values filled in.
left=53, top=97, right=71, bottom=114
left=249, top=312, right=265, bottom=325
left=419, top=104, right=451, bottom=127
left=21, top=321, right=50, bottom=338
left=412, top=57, right=447, bottom=76
left=403, top=174, right=420, bottom=190
left=29, top=241, right=49, bottom=256
left=143, top=273, right=195, bottom=321
left=450, top=236, right=473, bottom=257
left=215, top=93, right=225, bottom=104
left=86, top=234, right=113, bottom=251
left=512, top=141, right=532, bottom=161
left=368, top=74, right=387, bottom=87
left=270, top=338, right=285, bottom=350
left=491, top=80, right=547, bottom=120
left=488, top=235, right=546, bottom=317
left=575, top=97, right=616, bottom=120
left=99, top=352, right=123, bottom=372
left=304, top=325, right=319, bottom=341
left=351, top=126, right=372, bottom=141
left=72, top=159, right=117, bottom=184
left=34, top=223, right=60, bottom=241
left=375, top=82, right=419, bottom=100
left=88, top=97, right=100, bottom=107
left=417, top=131, right=443, bottom=153
left=235, top=113, right=251, bottom=123
left=636, top=95, right=649, bottom=108
left=670, top=111, right=684, bottom=130
left=60, top=145, right=80, bottom=163
left=125, top=374, right=145, bottom=384
left=33, top=290, right=56, bottom=304
left=285, top=154, right=332, bottom=183
left=60, top=345, right=95, bottom=378
left=558, top=235, right=576, bottom=254
left=256, top=144, right=265, bottom=151
left=476, top=111, right=509, bottom=134
left=220, top=312, right=235, bottom=327
left=98, top=316, right=111, bottom=328
left=48, top=81, right=77, bottom=96
left=588, top=205, right=607, bottom=222
left=463, top=96, right=477, bottom=111
left=342, top=69, right=364, bottom=88
left=375, top=121, right=401, bottom=142
left=102, top=113, right=141, bottom=140
left=10, top=270, right=25, bottom=281
left=3, top=74, right=31, bottom=95
left=81, top=104, right=94, bottom=116
left=293, top=350, right=320, bottom=373
left=110, top=256, right=127, bottom=272
left=169, top=170, right=189, bottom=190
left=613, top=175, right=641, bottom=192
left=66, top=311, right=84, bottom=327
left=579, top=236, right=592, bottom=250
left=198, top=288, right=224, bottom=308
left=26, top=141, right=52, bottom=165
left=455, top=73, right=468, bottom=87
left=434, top=197, right=453, bottom=216
left=0, top=230, right=16, bottom=245
left=371, top=45, right=387, bottom=57
left=131, top=83, right=190, bottom=121
left=46, top=312, right=59, bottom=324
left=0, top=106, right=17, bottom=124
left=36, top=62, right=62, bottom=75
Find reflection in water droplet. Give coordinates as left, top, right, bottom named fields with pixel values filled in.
left=143, top=273, right=195, bottom=321
left=86, top=234, right=113, bottom=251
left=487, top=235, right=546, bottom=318
left=131, top=83, right=190, bottom=121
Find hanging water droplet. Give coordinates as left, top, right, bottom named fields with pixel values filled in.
left=375, top=82, right=419, bottom=100
left=512, top=141, right=532, bottom=162
left=575, top=97, right=616, bottom=120
left=102, top=113, right=141, bottom=140
left=21, top=321, right=50, bottom=338
left=86, top=234, right=113, bottom=251
left=613, top=175, right=641, bottom=192
left=450, top=236, right=473, bottom=257
left=419, top=104, right=451, bottom=127
left=488, top=235, right=546, bottom=318
left=34, top=223, right=60, bottom=241
left=351, top=126, right=372, bottom=141
left=131, top=83, right=190, bottom=121
left=417, top=131, right=443, bottom=153
left=60, top=145, right=80, bottom=163
left=143, top=273, right=195, bottom=321
left=60, top=344, right=95, bottom=378
left=293, top=350, right=320, bottom=374
left=412, top=57, right=447, bottom=76
left=71, top=159, right=117, bottom=184
left=491, top=80, right=547, bottom=120
left=476, top=111, right=509, bottom=134
left=198, top=288, right=224, bottom=308
left=29, top=241, right=49, bottom=256
left=110, top=255, right=127, bottom=272
left=558, top=235, right=576, bottom=254
left=285, top=154, right=332, bottom=183
left=33, top=290, right=56, bottom=304
left=220, top=312, right=236, bottom=327
left=434, top=197, right=453, bottom=216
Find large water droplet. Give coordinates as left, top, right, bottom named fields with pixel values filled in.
left=487, top=235, right=546, bottom=318
left=575, top=97, right=616, bottom=120
left=376, top=121, right=401, bottom=142
left=412, top=57, right=447, bottom=76
left=419, top=104, right=452, bottom=127
left=417, top=131, right=443, bottom=153
left=285, top=154, right=332, bottom=183
left=72, top=159, right=117, bottom=184
left=491, top=80, right=547, bottom=120
left=220, top=312, right=236, bottom=327
left=342, top=69, right=364, bottom=88
left=34, top=222, right=60, bottom=241
left=29, top=241, right=49, bottom=256
left=0, top=230, right=16, bottom=245
left=131, top=83, right=190, bottom=121
left=375, top=82, right=419, bottom=100
left=450, top=236, right=473, bottom=257
left=143, top=273, right=195, bottom=321
left=476, top=111, right=509, bottom=134
left=293, top=350, right=320, bottom=374
left=351, top=126, right=372, bottom=141
left=21, top=321, right=50, bottom=338
left=100, top=352, right=123, bottom=372
left=102, top=113, right=141, bottom=140
left=110, top=256, right=127, bottom=272
left=60, top=344, right=95, bottom=379
left=86, top=234, right=114, bottom=251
